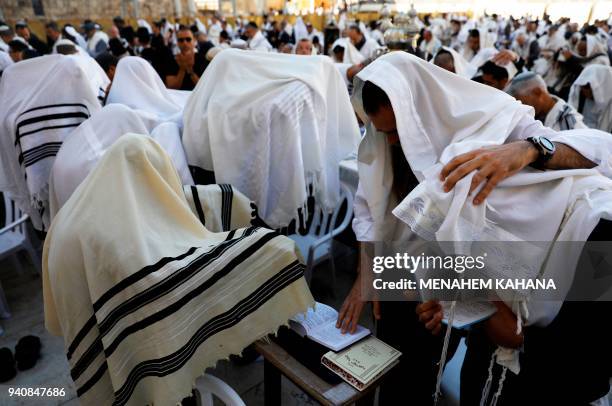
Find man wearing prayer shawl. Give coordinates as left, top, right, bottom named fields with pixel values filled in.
left=347, top=24, right=381, bottom=60
left=0, top=54, right=103, bottom=231
left=432, top=46, right=477, bottom=79
left=336, top=51, right=612, bottom=405
left=43, top=134, right=314, bottom=406
left=245, top=22, right=273, bottom=52
left=506, top=72, right=587, bottom=131
left=568, top=64, right=612, bottom=133
left=183, top=50, right=360, bottom=230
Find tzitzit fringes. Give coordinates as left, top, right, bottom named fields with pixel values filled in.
left=490, top=366, right=508, bottom=406
left=479, top=351, right=497, bottom=406
left=433, top=300, right=456, bottom=405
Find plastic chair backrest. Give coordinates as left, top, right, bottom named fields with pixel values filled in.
left=2, top=192, right=26, bottom=236
left=306, top=183, right=354, bottom=238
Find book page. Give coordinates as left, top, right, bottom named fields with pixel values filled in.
left=441, top=301, right=497, bottom=329
left=309, top=322, right=370, bottom=352
left=291, top=302, right=338, bottom=335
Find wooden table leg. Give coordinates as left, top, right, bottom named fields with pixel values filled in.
left=264, top=358, right=282, bottom=406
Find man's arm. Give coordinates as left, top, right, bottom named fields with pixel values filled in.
left=440, top=140, right=596, bottom=205
left=166, top=68, right=185, bottom=89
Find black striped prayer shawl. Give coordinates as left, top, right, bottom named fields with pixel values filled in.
left=43, top=134, right=314, bottom=405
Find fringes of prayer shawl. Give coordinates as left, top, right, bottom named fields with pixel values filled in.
left=67, top=227, right=313, bottom=406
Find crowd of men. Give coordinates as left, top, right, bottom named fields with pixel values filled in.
left=1, top=8, right=612, bottom=406
left=1, top=12, right=611, bottom=129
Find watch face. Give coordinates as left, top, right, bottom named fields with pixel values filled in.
left=540, top=137, right=555, bottom=152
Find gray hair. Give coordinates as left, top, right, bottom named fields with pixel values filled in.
left=505, top=72, right=547, bottom=97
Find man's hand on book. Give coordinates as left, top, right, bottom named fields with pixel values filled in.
left=336, top=273, right=381, bottom=334
left=416, top=300, right=444, bottom=335
left=483, top=301, right=524, bottom=349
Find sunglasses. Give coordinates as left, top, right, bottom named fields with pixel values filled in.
left=177, top=37, right=192, bottom=43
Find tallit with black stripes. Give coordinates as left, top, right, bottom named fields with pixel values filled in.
left=42, top=134, right=314, bottom=405
left=183, top=184, right=255, bottom=233
left=0, top=55, right=103, bottom=230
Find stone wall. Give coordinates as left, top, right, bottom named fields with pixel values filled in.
left=0, top=0, right=189, bottom=23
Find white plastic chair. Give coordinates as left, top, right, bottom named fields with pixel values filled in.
left=195, top=374, right=246, bottom=406
left=0, top=192, right=41, bottom=319
left=289, top=183, right=354, bottom=287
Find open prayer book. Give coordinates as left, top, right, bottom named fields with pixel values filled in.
left=289, top=302, right=370, bottom=352
left=441, top=301, right=497, bottom=329
left=321, top=336, right=401, bottom=391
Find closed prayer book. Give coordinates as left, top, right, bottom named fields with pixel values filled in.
left=289, top=302, right=370, bottom=352
left=321, top=336, right=401, bottom=391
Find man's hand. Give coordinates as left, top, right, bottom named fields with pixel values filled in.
left=492, top=49, right=519, bottom=66
left=336, top=273, right=380, bottom=334
left=483, top=301, right=523, bottom=348
left=440, top=141, right=539, bottom=205
left=416, top=300, right=444, bottom=335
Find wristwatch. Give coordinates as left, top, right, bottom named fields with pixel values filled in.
left=526, top=136, right=555, bottom=168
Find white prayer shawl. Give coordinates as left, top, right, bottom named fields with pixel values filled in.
left=544, top=96, right=587, bottom=131
left=247, top=31, right=272, bottom=52
left=470, top=47, right=518, bottom=81
left=43, top=134, right=314, bottom=406
left=569, top=65, right=612, bottom=133
left=86, top=30, right=108, bottom=55
left=585, top=34, right=611, bottom=67
left=434, top=46, right=476, bottom=79
left=0, top=55, right=101, bottom=230
left=0, top=50, right=13, bottom=73
left=183, top=184, right=256, bottom=233
left=64, top=26, right=88, bottom=51
left=183, top=50, right=360, bottom=229
left=67, top=54, right=110, bottom=104
left=208, top=22, right=222, bottom=46
left=107, top=56, right=183, bottom=125
left=331, top=38, right=365, bottom=65
left=294, top=17, right=309, bottom=42
left=355, top=37, right=381, bottom=59
left=419, top=37, right=442, bottom=60
left=49, top=104, right=193, bottom=218
left=352, top=52, right=612, bottom=327
left=137, top=19, right=152, bottom=34
left=194, top=19, right=207, bottom=35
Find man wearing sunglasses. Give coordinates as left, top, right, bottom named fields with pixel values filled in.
left=166, top=27, right=207, bottom=90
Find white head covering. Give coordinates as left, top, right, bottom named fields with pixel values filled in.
left=569, top=65, right=612, bottom=132
left=353, top=52, right=612, bottom=328
left=470, top=47, right=518, bottom=81
left=66, top=53, right=110, bottom=103
left=43, top=133, right=313, bottom=406
left=294, top=17, right=309, bottom=42
left=49, top=104, right=193, bottom=217
left=64, top=25, right=88, bottom=50
left=352, top=51, right=531, bottom=242
left=331, top=37, right=365, bottom=65
left=107, top=56, right=183, bottom=124
left=584, top=34, right=611, bottom=66
left=195, top=18, right=207, bottom=35
left=137, top=19, right=152, bottom=34
left=183, top=50, right=360, bottom=228
left=0, top=55, right=102, bottom=230
left=433, top=46, right=476, bottom=79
